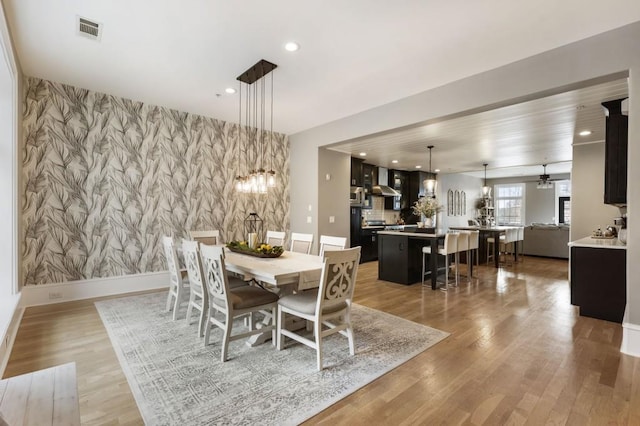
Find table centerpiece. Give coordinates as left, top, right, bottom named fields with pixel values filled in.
left=226, top=240, right=284, bottom=258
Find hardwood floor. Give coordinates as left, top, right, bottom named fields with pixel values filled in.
left=4, top=257, right=639, bottom=425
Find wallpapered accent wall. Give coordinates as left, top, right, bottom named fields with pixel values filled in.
left=22, top=77, right=290, bottom=285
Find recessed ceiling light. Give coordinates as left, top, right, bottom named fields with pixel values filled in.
left=579, top=130, right=592, bottom=136
left=225, top=87, right=236, bottom=94
left=391, top=160, right=398, bottom=164
left=434, top=169, right=440, bottom=173
left=359, top=152, right=367, bottom=157
left=415, top=165, right=422, bottom=169
left=284, top=41, right=300, bottom=52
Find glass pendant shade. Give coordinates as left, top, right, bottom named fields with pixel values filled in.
left=481, top=163, right=490, bottom=197
left=267, top=170, right=276, bottom=187
left=425, top=145, right=437, bottom=196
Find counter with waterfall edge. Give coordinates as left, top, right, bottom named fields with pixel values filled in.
left=377, top=230, right=445, bottom=289
left=569, top=236, right=626, bottom=323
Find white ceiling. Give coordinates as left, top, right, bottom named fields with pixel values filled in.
left=328, top=78, right=629, bottom=178
left=4, top=0, right=640, bottom=140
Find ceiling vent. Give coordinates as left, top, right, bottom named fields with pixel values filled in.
left=77, top=16, right=102, bottom=41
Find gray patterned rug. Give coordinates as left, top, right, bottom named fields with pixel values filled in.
left=96, top=291, right=449, bottom=425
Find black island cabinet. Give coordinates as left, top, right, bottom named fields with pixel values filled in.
left=378, top=230, right=439, bottom=286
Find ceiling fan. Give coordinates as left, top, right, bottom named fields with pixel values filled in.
left=535, top=164, right=558, bottom=189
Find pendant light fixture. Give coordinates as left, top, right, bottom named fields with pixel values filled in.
left=482, top=163, right=491, bottom=197
left=234, top=59, right=278, bottom=194
left=424, top=145, right=437, bottom=197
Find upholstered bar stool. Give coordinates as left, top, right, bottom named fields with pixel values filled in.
left=468, top=230, right=480, bottom=275
left=455, top=231, right=471, bottom=282
left=486, top=233, right=504, bottom=265
left=517, top=226, right=525, bottom=262
left=422, top=232, right=458, bottom=290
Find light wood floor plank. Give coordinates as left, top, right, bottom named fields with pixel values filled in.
left=4, top=257, right=640, bottom=425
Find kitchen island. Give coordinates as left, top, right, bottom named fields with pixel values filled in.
left=569, top=236, right=626, bottom=323
left=377, top=229, right=445, bottom=289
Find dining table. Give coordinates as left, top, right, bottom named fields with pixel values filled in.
left=449, top=226, right=520, bottom=268
left=223, top=248, right=324, bottom=346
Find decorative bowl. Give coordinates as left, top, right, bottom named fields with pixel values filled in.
left=226, top=241, right=284, bottom=258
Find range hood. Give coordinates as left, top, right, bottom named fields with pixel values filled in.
left=372, top=167, right=400, bottom=197
left=372, top=185, right=400, bottom=197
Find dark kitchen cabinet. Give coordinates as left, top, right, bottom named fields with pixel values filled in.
left=350, top=206, right=362, bottom=249
left=350, top=157, right=364, bottom=187
left=570, top=246, right=626, bottom=323
left=360, top=228, right=378, bottom=262
left=602, top=98, right=628, bottom=205
left=362, top=163, right=376, bottom=209
left=384, top=170, right=409, bottom=210
left=378, top=233, right=426, bottom=284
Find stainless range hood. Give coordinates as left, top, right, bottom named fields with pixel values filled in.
left=372, top=167, right=400, bottom=197
left=372, top=185, right=400, bottom=197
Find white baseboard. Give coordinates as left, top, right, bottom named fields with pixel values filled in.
left=621, top=322, right=640, bottom=358
left=20, top=272, right=170, bottom=307
left=0, top=293, right=24, bottom=377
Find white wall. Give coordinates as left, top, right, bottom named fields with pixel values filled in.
left=571, top=142, right=622, bottom=241
left=436, top=173, right=483, bottom=230
left=317, top=148, right=350, bottom=252
left=289, top=21, right=640, bottom=347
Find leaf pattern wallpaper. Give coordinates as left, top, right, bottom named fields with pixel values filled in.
left=22, top=77, right=290, bottom=285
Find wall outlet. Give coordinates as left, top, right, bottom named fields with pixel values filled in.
left=329, top=216, right=335, bottom=223
left=306, top=216, right=312, bottom=224
left=49, top=291, right=63, bottom=300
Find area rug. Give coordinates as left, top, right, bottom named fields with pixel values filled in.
left=96, top=291, right=449, bottom=425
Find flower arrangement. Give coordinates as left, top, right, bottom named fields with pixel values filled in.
left=412, top=196, right=441, bottom=218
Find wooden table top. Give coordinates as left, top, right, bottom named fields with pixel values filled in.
left=224, top=249, right=323, bottom=287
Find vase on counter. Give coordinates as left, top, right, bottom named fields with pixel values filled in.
left=423, top=217, right=433, bottom=228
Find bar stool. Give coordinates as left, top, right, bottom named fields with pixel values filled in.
left=486, top=233, right=505, bottom=265
left=455, top=231, right=470, bottom=282
left=517, top=226, right=525, bottom=262
left=422, top=232, right=458, bottom=290
left=468, top=230, right=480, bottom=276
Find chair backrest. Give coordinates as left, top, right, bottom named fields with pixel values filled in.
left=182, top=239, right=206, bottom=298
left=456, top=231, right=470, bottom=252
left=162, top=236, right=181, bottom=286
left=265, top=230, right=286, bottom=247
left=468, top=230, right=480, bottom=250
left=316, top=247, right=361, bottom=315
left=200, top=244, right=230, bottom=312
left=319, top=235, right=347, bottom=257
left=443, top=232, right=458, bottom=254
left=290, top=232, right=314, bottom=254
left=505, top=228, right=518, bottom=243
left=190, top=230, right=221, bottom=246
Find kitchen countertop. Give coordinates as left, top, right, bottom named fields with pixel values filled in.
left=568, top=236, right=627, bottom=250
left=377, top=230, right=444, bottom=237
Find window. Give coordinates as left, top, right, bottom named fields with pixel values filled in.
left=559, top=196, right=570, bottom=224
left=555, top=180, right=571, bottom=225
left=494, top=183, right=525, bottom=225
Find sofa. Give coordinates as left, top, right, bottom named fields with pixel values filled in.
left=522, top=224, right=570, bottom=259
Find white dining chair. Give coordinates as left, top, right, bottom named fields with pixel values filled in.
left=298, top=235, right=347, bottom=292
left=277, top=246, right=361, bottom=371
left=182, top=239, right=208, bottom=336
left=162, top=235, right=189, bottom=320
left=290, top=232, right=314, bottom=254
left=190, top=229, right=221, bottom=246
left=265, top=230, right=286, bottom=247
left=422, top=232, right=458, bottom=290
left=319, top=235, right=347, bottom=256
left=200, top=244, right=279, bottom=362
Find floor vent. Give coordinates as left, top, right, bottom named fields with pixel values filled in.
left=77, top=16, right=102, bottom=41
